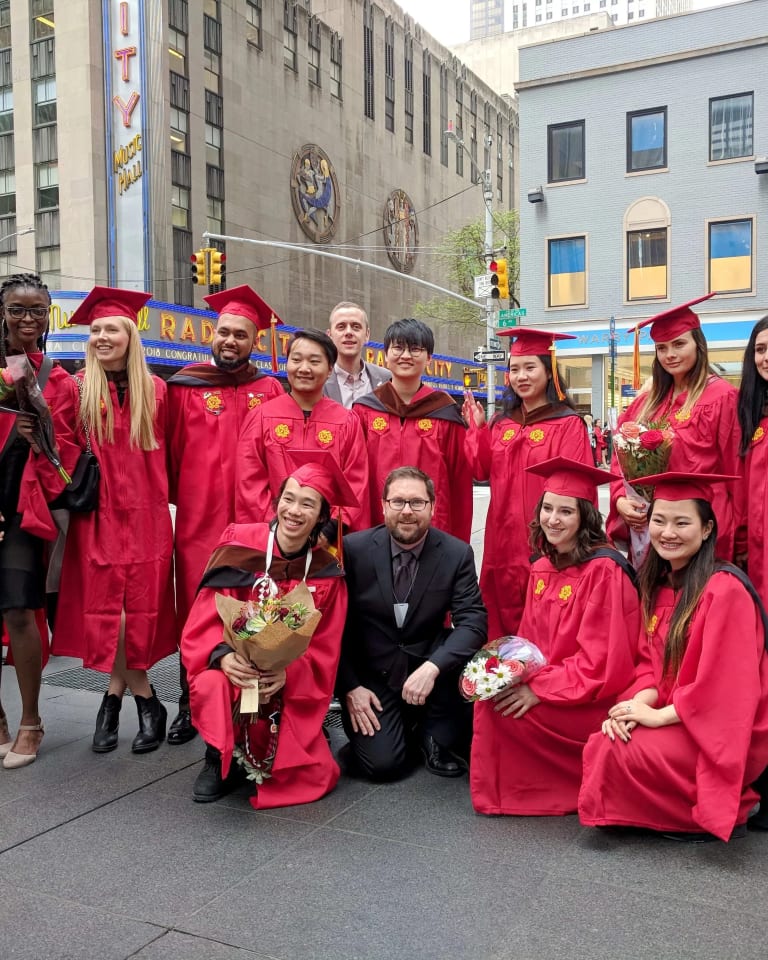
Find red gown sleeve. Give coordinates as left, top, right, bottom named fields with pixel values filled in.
left=337, top=413, right=370, bottom=532
left=464, top=421, right=492, bottom=482
left=235, top=407, right=272, bottom=523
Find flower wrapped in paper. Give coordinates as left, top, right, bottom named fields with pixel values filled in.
left=460, top=636, right=547, bottom=702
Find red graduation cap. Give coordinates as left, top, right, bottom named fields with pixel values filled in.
left=628, top=293, right=716, bottom=389
left=497, top=327, right=576, bottom=401
left=204, top=285, right=283, bottom=372
left=525, top=456, right=621, bottom=507
left=285, top=450, right=359, bottom=566
left=631, top=470, right=738, bottom=505
left=67, top=286, right=151, bottom=326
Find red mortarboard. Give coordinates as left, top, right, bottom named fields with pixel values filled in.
left=632, top=471, right=738, bottom=505
left=498, top=327, right=576, bottom=401
left=205, top=285, right=283, bottom=373
left=628, top=293, right=716, bottom=388
left=525, top=456, right=621, bottom=507
left=67, top=286, right=151, bottom=326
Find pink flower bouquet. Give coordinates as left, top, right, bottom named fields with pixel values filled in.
left=460, top=636, right=547, bottom=702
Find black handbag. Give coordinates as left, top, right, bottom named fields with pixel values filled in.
left=49, top=378, right=100, bottom=513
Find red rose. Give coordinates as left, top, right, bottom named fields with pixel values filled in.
left=639, top=429, right=664, bottom=451
left=484, top=656, right=500, bottom=672
left=459, top=676, right=477, bottom=700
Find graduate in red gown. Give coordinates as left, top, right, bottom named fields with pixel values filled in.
left=609, top=295, right=740, bottom=562
left=236, top=329, right=369, bottom=537
left=166, top=285, right=283, bottom=744
left=464, top=329, right=593, bottom=637
left=735, top=315, right=768, bottom=609
left=471, top=458, right=640, bottom=816
left=353, top=318, right=472, bottom=542
left=580, top=473, right=768, bottom=842
left=182, top=453, right=355, bottom=809
left=52, top=287, right=176, bottom=755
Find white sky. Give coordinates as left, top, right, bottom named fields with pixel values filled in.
left=397, top=0, right=742, bottom=50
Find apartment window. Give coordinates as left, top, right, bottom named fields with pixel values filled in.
left=36, top=245, right=60, bottom=281
left=308, top=18, right=320, bottom=87
left=584, top=2, right=590, bottom=9
left=363, top=2, right=374, bottom=119
left=439, top=65, right=448, bottom=166
left=0, top=86, right=12, bottom=133
left=33, top=77, right=56, bottom=125
left=422, top=51, right=431, bottom=156
left=639, top=9, right=645, bottom=15
left=330, top=33, right=342, bottom=100
left=404, top=36, right=414, bottom=145
left=573, top=5, right=579, bottom=11
left=205, top=122, right=222, bottom=167
left=173, top=227, right=193, bottom=307
left=0, top=170, right=15, bottom=215
left=708, top=218, right=753, bottom=294
left=169, top=28, right=186, bottom=72
left=203, top=48, right=220, bottom=92
left=548, top=120, right=584, bottom=182
left=0, top=2, right=10, bottom=48
left=31, top=0, right=55, bottom=39
left=207, top=196, right=223, bottom=234
left=246, top=0, right=262, bottom=46
left=36, top=161, right=58, bottom=209
left=384, top=19, right=394, bottom=132
left=497, top=112, right=504, bottom=201
left=599, top=0, right=606, bottom=6
left=628, top=11, right=634, bottom=18
left=283, top=1, right=297, bottom=72
left=627, top=229, right=667, bottom=300
left=171, top=185, right=190, bottom=228
left=710, top=93, right=753, bottom=161
left=203, top=0, right=219, bottom=16
left=170, top=107, right=187, bottom=152
left=548, top=236, right=587, bottom=308
left=536, top=14, right=542, bottom=21
left=627, top=107, right=666, bottom=172
left=547, top=10, right=552, bottom=16
left=470, top=91, right=478, bottom=171
left=611, top=13, right=617, bottom=21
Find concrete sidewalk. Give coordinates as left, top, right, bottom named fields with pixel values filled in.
left=1, top=487, right=766, bottom=960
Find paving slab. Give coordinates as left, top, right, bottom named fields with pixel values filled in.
left=131, top=931, right=279, bottom=960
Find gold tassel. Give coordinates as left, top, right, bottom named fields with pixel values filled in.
left=632, top=327, right=641, bottom=390
left=270, top=316, right=279, bottom=373
left=549, top=343, right=565, bottom=401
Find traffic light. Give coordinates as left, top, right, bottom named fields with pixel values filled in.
left=490, top=258, right=510, bottom=300
left=191, top=250, right=207, bottom=285
left=463, top=367, right=472, bottom=390
left=209, top=249, right=226, bottom=286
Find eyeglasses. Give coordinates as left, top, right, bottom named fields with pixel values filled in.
left=384, top=498, right=431, bottom=512
left=5, top=305, right=49, bottom=321
left=387, top=342, right=426, bottom=357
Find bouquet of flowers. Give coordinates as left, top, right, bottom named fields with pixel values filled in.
left=459, top=636, right=547, bottom=702
left=612, top=420, right=674, bottom=564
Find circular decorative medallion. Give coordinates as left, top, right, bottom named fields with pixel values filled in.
left=291, top=144, right=339, bottom=243
left=383, top=189, right=418, bottom=273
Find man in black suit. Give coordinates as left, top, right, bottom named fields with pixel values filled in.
left=338, top=466, right=487, bottom=780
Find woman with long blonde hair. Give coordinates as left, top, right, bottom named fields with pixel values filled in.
left=53, top=287, right=175, bottom=754
left=607, top=295, right=740, bottom=562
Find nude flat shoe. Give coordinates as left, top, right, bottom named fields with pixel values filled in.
left=0, top=714, right=11, bottom=758
left=2, top=721, right=44, bottom=769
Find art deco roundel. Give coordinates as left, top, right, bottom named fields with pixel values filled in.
left=290, top=144, right=340, bottom=244
left=383, top=189, right=418, bottom=274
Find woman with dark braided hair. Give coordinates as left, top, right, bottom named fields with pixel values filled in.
left=0, top=273, right=79, bottom=768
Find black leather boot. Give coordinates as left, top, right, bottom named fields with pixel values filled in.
left=192, top=745, right=245, bottom=803
left=92, top=693, right=122, bottom=753
left=131, top=686, right=167, bottom=754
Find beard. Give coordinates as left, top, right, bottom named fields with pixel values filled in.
left=212, top=351, right=248, bottom=372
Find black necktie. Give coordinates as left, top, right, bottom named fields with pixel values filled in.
left=393, top=550, right=415, bottom=603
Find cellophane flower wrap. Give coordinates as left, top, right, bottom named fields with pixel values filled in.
left=613, top=420, right=674, bottom=565
left=460, top=636, right=547, bottom=702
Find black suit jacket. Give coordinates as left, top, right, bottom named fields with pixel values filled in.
left=337, top=525, right=488, bottom=693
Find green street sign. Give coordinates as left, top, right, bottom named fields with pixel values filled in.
left=498, top=307, right=527, bottom=320
left=497, top=318, right=518, bottom=328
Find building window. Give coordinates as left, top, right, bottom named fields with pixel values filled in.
left=36, top=245, right=60, bottom=283
left=205, top=122, right=221, bottom=167
left=548, top=236, right=587, bottom=308
left=627, top=107, right=666, bottom=172
left=204, top=48, right=220, bottom=92
left=33, top=77, right=56, bottom=126
left=363, top=2, right=374, bottom=119
left=36, top=161, right=58, bottom=209
left=548, top=119, right=584, bottom=183
left=708, top=218, right=753, bottom=294
left=404, top=36, right=414, bottom=145
left=330, top=33, right=342, bottom=100
left=0, top=170, right=15, bottom=216
left=439, top=64, right=448, bottom=167
left=628, top=11, right=634, bottom=17
left=627, top=229, right=667, bottom=300
left=203, top=0, right=219, bottom=16
left=610, top=13, right=617, bottom=20
left=246, top=0, right=262, bottom=47
left=0, top=1, right=10, bottom=49
left=308, top=17, right=321, bottom=86
left=497, top=112, right=504, bottom=201
left=207, top=196, right=223, bottom=234
left=546, top=10, right=552, bottom=16
left=283, top=1, right=297, bottom=72
left=384, top=19, right=394, bottom=132
left=639, top=9, right=645, bottom=16
left=171, top=185, right=190, bottom=228
left=584, top=2, right=590, bottom=9
left=170, top=107, right=187, bottom=152
left=31, top=0, right=55, bottom=40
left=169, top=28, right=186, bottom=72
left=422, top=51, right=431, bottom=156
left=536, top=13, right=542, bottom=20
left=0, top=85, right=12, bottom=133
left=710, top=92, right=753, bottom=161
left=573, top=5, right=579, bottom=11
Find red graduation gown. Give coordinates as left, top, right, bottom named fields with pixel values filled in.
left=740, top=415, right=768, bottom=609
left=167, top=365, right=283, bottom=635
left=466, top=406, right=592, bottom=638
left=607, top=376, right=740, bottom=561
left=181, top=523, right=347, bottom=809
left=353, top=385, right=473, bottom=542
left=579, top=572, right=768, bottom=840
left=471, top=553, right=640, bottom=815
left=52, top=376, right=176, bottom=672
left=235, top=393, right=370, bottom=532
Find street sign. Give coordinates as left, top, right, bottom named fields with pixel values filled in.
left=497, top=318, right=518, bottom=329
left=498, top=307, right=527, bottom=320
left=488, top=335, right=501, bottom=349
left=474, top=274, right=493, bottom=298
left=473, top=349, right=506, bottom=363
